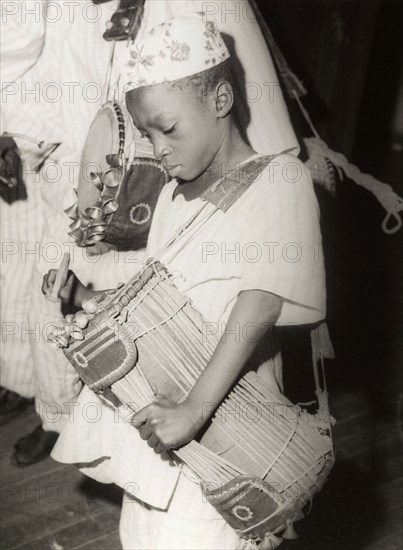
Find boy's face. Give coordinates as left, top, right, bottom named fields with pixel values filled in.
left=126, top=85, right=221, bottom=183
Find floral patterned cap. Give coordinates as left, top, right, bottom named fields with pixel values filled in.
left=118, top=15, right=230, bottom=90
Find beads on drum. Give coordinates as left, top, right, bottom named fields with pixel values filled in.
left=119, top=294, right=130, bottom=307
left=75, top=311, right=90, bottom=329
left=82, top=298, right=98, bottom=314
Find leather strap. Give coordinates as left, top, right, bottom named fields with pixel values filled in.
left=103, top=0, right=146, bottom=42
left=201, top=154, right=277, bottom=212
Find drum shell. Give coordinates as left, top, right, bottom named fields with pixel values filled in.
left=105, top=159, right=167, bottom=250
left=63, top=263, right=334, bottom=539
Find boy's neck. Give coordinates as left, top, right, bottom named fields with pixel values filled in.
left=175, top=124, right=256, bottom=201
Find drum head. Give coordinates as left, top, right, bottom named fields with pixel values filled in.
left=70, top=101, right=167, bottom=249
left=77, top=102, right=125, bottom=214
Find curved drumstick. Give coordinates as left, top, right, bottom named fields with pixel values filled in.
left=49, top=252, right=71, bottom=302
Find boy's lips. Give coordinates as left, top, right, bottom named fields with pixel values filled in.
left=164, top=164, right=181, bottom=178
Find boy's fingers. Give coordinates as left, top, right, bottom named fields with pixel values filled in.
left=58, top=271, right=74, bottom=300
left=41, top=270, right=57, bottom=295
left=146, top=433, right=159, bottom=448
left=131, top=406, right=149, bottom=427
left=47, top=269, right=58, bottom=284
left=138, top=423, right=153, bottom=441
left=41, top=276, right=48, bottom=295
left=154, top=442, right=166, bottom=455
left=160, top=451, right=175, bottom=464
left=61, top=269, right=74, bottom=290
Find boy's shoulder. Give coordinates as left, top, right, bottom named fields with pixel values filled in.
left=235, top=152, right=315, bottom=212
left=253, top=152, right=312, bottom=189
left=261, top=151, right=307, bottom=173
left=237, top=151, right=308, bottom=181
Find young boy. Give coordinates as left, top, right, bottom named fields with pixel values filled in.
left=45, top=16, right=326, bottom=549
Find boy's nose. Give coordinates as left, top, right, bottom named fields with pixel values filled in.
left=153, top=139, right=170, bottom=162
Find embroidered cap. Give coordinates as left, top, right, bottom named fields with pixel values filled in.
left=118, top=16, right=230, bottom=91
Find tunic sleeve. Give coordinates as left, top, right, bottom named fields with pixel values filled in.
left=238, top=154, right=326, bottom=326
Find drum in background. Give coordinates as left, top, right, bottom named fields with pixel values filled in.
left=66, top=101, right=167, bottom=250
left=49, top=261, right=335, bottom=546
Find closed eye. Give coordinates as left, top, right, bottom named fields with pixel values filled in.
left=163, top=124, right=176, bottom=136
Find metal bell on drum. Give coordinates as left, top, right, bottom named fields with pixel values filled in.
left=102, top=185, right=117, bottom=201
left=89, top=221, right=108, bottom=233
left=86, top=232, right=105, bottom=245
left=69, top=218, right=82, bottom=231
left=102, top=167, right=122, bottom=188
left=64, top=202, right=78, bottom=219
left=89, top=172, right=104, bottom=191
left=85, top=204, right=106, bottom=221
left=69, top=229, right=83, bottom=242
left=103, top=199, right=119, bottom=214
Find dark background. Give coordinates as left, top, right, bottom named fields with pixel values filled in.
left=255, top=1, right=402, bottom=548
left=254, top=0, right=402, bottom=408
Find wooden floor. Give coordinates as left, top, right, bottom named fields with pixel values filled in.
left=1, top=380, right=402, bottom=550
left=0, top=407, right=122, bottom=550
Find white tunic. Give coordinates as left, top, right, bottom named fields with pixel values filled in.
left=52, top=153, right=326, bottom=511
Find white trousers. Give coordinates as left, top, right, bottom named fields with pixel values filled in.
left=119, top=469, right=247, bottom=550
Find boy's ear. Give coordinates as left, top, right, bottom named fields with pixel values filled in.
left=214, top=81, right=234, bottom=118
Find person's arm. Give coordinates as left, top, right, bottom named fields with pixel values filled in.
left=42, top=269, right=106, bottom=307
left=131, top=289, right=282, bottom=454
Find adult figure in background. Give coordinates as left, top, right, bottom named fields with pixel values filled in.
left=0, top=0, right=46, bottom=419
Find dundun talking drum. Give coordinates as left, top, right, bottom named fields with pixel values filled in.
left=65, top=101, right=168, bottom=250
left=50, top=259, right=335, bottom=548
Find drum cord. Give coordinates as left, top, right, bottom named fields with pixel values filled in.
left=158, top=204, right=219, bottom=266
left=103, top=40, right=117, bottom=104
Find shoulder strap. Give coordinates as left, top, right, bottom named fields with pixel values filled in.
left=152, top=151, right=293, bottom=261
left=201, top=152, right=291, bottom=212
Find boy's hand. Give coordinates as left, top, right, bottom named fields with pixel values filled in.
left=42, top=269, right=77, bottom=304
left=131, top=398, right=203, bottom=454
